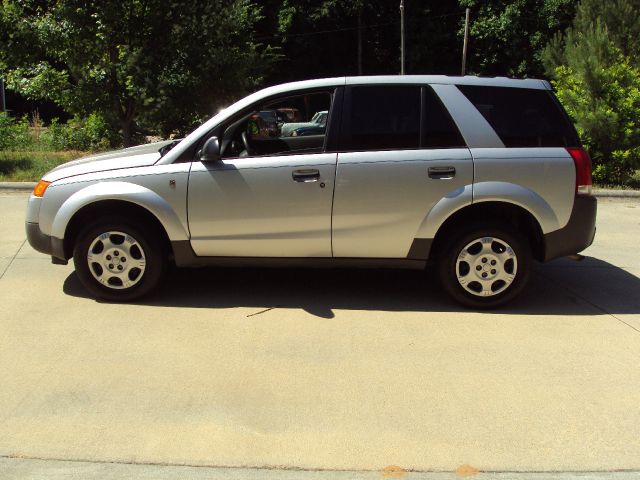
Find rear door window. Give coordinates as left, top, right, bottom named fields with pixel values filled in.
left=457, top=85, right=580, bottom=148
left=344, top=86, right=421, bottom=151
left=341, top=85, right=466, bottom=152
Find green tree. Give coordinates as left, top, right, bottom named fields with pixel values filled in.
left=544, top=0, right=640, bottom=184
left=0, top=0, right=277, bottom=145
left=270, top=0, right=463, bottom=81
left=459, top=0, right=577, bottom=77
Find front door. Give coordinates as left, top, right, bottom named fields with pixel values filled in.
left=187, top=90, right=336, bottom=257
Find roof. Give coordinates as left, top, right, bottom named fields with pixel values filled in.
left=255, top=75, right=551, bottom=94
left=345, top=75, right=551, bottom=90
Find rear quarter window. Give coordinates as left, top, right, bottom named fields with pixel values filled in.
left=457, top=85, right=580, bottom=148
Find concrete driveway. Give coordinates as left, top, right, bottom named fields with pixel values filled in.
left=1, top=193, right=639, bottom=478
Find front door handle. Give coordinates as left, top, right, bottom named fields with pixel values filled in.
left=428, top=166, right=456, bottom=179
left=292, top=169, right=320, bottom=182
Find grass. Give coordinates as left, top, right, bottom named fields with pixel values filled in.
left=0, top=150, right=88, bottom=182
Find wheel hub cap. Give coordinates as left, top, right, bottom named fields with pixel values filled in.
left=456, top=236, right=518, bottom=297
left=87, top=231, right=146, bottom=290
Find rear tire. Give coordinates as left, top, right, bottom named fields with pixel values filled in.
left=73, top=217, right=166, bottom=301
left=437, top=224, right=531, bottom=309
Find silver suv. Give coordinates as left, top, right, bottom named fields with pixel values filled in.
left=25, top=76, right=597, bottom=308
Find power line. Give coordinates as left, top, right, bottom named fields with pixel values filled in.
left=253, top=10, right=467, bottom=43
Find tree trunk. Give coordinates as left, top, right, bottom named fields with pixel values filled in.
left=121, top=119, right=133, bottom=147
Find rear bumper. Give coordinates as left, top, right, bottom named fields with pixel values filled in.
left=25, top=222, right=67, bottom=264
left=543, top=196, right=597, bottom=262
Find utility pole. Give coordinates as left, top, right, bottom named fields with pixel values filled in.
left=0, top=78, right=5, bottom=112
left=461, top=8, right=470, bottom=76
left=357, top=7, right=363, bottom=75
left=400, top=0, right=405, bottom=75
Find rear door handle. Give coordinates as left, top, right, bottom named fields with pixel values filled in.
left=292, top=169, right=320, bottom=182
left=428, top=166, right=456, bottom=179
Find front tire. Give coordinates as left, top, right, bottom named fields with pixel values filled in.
left=73, top=217, right=166, bottom=301
left=437, top=224, right=531, bottom=309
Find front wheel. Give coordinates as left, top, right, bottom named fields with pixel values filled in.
left=73, top=218, right=166, bottom=301
left=437, top=225, right=531, bottom=309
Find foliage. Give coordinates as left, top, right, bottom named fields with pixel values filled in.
left=267, top=0, right=465, bottom=82
left=0, top=0, right=278, bottom=145
left=458, top=0, right=577, bottom=77
left=544, top=0, right=640, bottom=184
left=0, top=112, right=33, bottom=150
left=42, top=114, right=114, bottom=151
left=0, top=110, right=113, bottom=152
left=553, top=62, right=640, bottom=184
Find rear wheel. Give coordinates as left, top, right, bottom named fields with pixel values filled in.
left=437, top=225, right=531, bottom=309
left=73, top=218, right=166, bottom=301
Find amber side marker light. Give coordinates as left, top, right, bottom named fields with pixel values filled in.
left=33, top=180, right=51, bottom=197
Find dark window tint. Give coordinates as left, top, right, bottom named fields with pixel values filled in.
left=423, top=86, right=466, bottom=148
left=347, top=86, right=420, bottom=150
left=457, top=85, right=580, bottom=148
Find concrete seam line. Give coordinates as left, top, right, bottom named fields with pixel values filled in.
left=0, top=239, right=26, bottom=281
left=537, top=270, right=640, bottom=336
left=2, top=455, right=640, bottom=474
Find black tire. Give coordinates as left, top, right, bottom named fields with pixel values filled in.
left=437, top=224, right=531, bottom=309
left=72, top=216, right=166, bottom=301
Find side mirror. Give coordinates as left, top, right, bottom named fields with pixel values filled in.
left=199, top=136, right=220, bottom=162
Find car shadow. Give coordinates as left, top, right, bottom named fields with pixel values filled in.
left=63, top=256, right=640, bottom=318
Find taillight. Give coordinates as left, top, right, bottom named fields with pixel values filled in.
left=567, top=148, right=592, bottom=196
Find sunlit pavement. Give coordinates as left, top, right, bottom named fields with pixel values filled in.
left=1, top=193, right=639, bottom=479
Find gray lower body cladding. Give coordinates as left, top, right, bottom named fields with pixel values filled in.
left=543, top=196, right=597, bottom=262
left=25, top=222, right=67, bottom=263
left=28, top=195, right=596, bottom=269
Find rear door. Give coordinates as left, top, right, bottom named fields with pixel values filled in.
left=331, top=84, right=473, bottom=258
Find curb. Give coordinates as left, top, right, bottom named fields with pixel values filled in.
left=0, top=182, right=37, bottom=191
left=592, top=188, right=640, bottom=198
left=1, top=182, right=639, bottom=198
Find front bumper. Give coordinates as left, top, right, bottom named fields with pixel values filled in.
left=543, top=195, right=597, bottom=262
left=25, top=222, right=68, bottom=264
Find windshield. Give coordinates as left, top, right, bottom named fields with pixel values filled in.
left=158, top=139, right=182, bottom=157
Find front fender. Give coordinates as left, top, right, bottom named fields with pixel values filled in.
left=50, top=181, right=189, bottom=241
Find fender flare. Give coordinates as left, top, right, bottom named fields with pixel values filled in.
left=472, top=181, right=559, bottom=233
left=50, top=181, right=189, bottom=241
left=414, top=184, right=473, bottom=240
left=414, top=181, right=557, bottom=242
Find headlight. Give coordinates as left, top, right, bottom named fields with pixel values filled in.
left=33, top=180, right=51, bottom=197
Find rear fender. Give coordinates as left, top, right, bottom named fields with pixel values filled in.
left=472, top=181, right=559, bottom=233
left=414, top=184, right=473, bottom=239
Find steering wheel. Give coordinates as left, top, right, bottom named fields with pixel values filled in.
left=241, top=130, right=255, bottom=156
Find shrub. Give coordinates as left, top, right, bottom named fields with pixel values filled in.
left=42, top=113, right=113, bottom=151
left=552, top=61, right=640, bottom=185
left=0, top=112, right=34, bottom=150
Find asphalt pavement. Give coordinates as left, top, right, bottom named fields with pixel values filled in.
left=1, top=193, right=640, bottom=479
